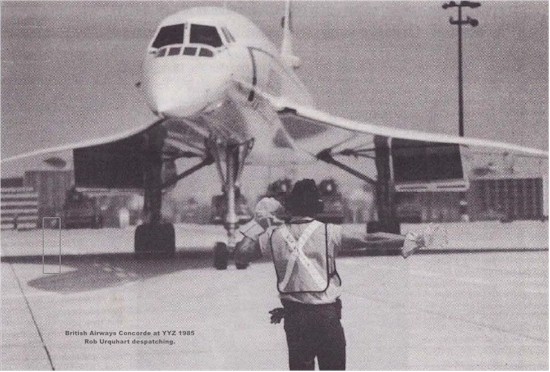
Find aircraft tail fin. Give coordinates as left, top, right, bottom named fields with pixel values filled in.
left=281, top=0, right=301, bottom=69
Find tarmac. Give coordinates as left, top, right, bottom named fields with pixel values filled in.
left=1, top=221, right=548, bottom=370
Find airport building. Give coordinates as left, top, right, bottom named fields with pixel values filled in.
left=1, top=170, right=140, bottom=230
left=395, top=168, right=547, bottom=223
left=1, top=170, right=72, bottom=229
left=24, top=170, right=74, bottom=223
left=0, top=179, right=39, bottom=230
left=396, top=177, right=545, bottom=223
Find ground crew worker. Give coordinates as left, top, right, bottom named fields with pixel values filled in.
left=236, top=179, right=435, bottom=370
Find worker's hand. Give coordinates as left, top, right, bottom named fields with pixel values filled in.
left=269, top=308, right=285, bottom=324
left=401, top=232, right=422, bottom=259
left=401, top=224, right=445, bottom=258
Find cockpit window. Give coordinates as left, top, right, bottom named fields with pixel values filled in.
left=183, top=47, right=197, bottom=56
left=226, top=29, right=236, bottom=42
left=152, top=24, right=184, bottom=49
left=190, top=24, right=223, bottom=48
left=198, top=48, right=214, bottom=57
left=168, top=47, right=181, bottom=56
left=220, top=27, right=231, bottom=43
left=221, top=27, right=236, bottom=43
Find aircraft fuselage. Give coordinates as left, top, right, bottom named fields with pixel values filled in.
left=142, top=7, right=310, bottom=138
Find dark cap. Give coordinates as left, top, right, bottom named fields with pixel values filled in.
left=286, top=179, right=324, bottom=216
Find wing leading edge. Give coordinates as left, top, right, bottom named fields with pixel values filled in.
left=2, top=117, right=210, bottom=190
left=2, top=119, right=167, bottom=164
left=273, top=100, right=548, bottom=159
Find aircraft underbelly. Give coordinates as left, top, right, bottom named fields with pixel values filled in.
left=165, top=89, right=313, bottom=166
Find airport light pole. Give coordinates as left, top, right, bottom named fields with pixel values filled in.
left=442, top=1, right=480, bottom=137
left=443, top=1, right=480, bottom=222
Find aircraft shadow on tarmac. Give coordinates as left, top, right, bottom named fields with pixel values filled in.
left=2, top=249, right=231, bottom=294
left=2, top=247, right=546, bottom=294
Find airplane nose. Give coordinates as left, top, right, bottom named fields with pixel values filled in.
left=143, top=59, right=231, bottom=118
left=147, top=75, right=210, bottom=117
left=153, top=86, right=206, bottom=117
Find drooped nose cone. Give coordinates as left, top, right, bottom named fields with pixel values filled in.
left=143, top=56, right=232, bottom=118
left=147, top=75, right=209, bottom=117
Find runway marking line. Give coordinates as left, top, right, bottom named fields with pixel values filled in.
left=7, top=263, right=55, bottom=370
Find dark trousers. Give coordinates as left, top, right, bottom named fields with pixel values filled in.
left=282, top=300, right=346, bottom=370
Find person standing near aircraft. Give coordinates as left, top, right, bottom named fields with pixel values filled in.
left=235, top=179, right=433, bottom=370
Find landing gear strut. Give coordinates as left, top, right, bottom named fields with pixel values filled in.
left=134, top=127, right=214, bottom=258
left=134, top=126, right=175, bottom=258
left=317, top=135, right=400, bottom=235
left=135, top=170, right=176, bottom=258
left=371, top=136, right=400, bottom=234
left=209, top=139, right=253, bottom=270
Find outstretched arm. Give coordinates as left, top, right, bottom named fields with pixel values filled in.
left=341, top=225, right=440, bottom=258
left=341, top=228, right=406, bottom=250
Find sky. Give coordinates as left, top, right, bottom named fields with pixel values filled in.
left=1, top=1, right=548, bottom=201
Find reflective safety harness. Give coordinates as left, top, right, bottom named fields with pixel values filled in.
left=271, top=220, right=333, bottom=294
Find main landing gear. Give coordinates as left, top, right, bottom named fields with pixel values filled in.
left=317, top=135, right=400, bottom=236
left=209, top=139, right=253, bottom=270
left=134, top=127, right=214, bottom=258
left=132, top=127, right=253, bottom=268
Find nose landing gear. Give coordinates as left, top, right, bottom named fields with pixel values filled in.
left=209, top=138, right=254, bottom=270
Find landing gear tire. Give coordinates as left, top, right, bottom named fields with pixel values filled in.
left=235, top=262, right=249, bottom=270
left=214, top=242, right=229, bottom=270
left=135, top=223, right=175, bottom=258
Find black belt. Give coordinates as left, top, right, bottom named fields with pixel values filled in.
left=269, top=299, right=343, bottom=324
left=282, top=298, right=342, bottom=319
left=281, top=299, right=341, bottom=311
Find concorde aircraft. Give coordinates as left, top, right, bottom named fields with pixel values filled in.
left=4, top=3, right=547, bottom=269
